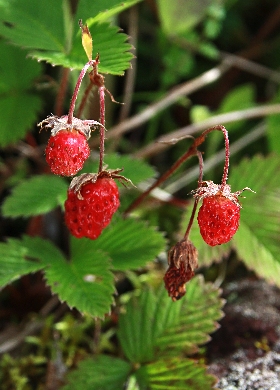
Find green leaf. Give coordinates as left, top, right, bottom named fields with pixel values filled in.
left=218, top=84, right=255, bottom=114
left=267, top=113, right=280, bottom=154
left=136, top=357, right=217, bottom=390
left=0, top=236, right=63, bottom=288
left=0, top=0, right=66, bottom=50
left=118, top=276, right=224, bottom=363
left=0, top=238, right=43, bottom=287
left=157, top=0, right=211, bottom=35
left=0, top=41, right=43, bottom=146
left=156, top=276, right=224, bottom=354
left=87, top=218, right=166, bottom=271
left=229, top=155, right=280, bottom=286
left=2, top=175, right=68, bottom=218
left=76, top=0, right=143, bottom=25
left=32, top=23, right=134, bottom=75
left=63, top=355, right=131, bottom=390
left=44, top=237, right=115, bottom=317
left=0, top=0, right=137, bottom=75
left=216, top=83, right=255, bottom=132
left=82, top=153, right=157, bottom=186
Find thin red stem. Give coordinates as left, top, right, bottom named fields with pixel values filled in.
left=124, top=141, right=199, bottom=216
left=67, top=60, right=95, bottom=125
left=184, top=150, right=204, bottom=239
left=98, top=86, right=106, bottom=173
left=201, top=125, right=230, bottom=189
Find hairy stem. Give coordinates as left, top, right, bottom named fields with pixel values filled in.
left=67, top=60, right=95, bottom=125
left=98, top=86, right=106, bottom=173
left=202, top=125, right=230, bottom=189
left=184, top=150, right=204, bottom=239
left=124, top=140, right=199, bottom=216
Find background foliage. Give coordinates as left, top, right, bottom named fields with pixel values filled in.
left=1, top=0, right=280, bottom=388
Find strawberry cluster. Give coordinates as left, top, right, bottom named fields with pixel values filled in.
left=39, top=114, right=129, bottom=240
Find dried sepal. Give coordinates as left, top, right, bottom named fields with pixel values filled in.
left=69, top=169, right=135, bottom=200
left=192, top=180, right=254, bottom=207
left=164, top=239, right=198, bottom=301
left=38, top=115, right=101, bottom=140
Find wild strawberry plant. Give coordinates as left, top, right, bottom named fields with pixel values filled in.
left=1, top=0, right=280, bottom=389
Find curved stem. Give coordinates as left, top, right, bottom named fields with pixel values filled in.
left=201, top=125, right=229, bottom=189
left=124, top=140, right=198, bottom=216
left=67, top=60, right=95, bottom=125
left=184, top=150, right=204, bottom=239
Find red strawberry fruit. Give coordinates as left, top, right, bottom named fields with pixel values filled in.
left=197, top=194, right=240, bottom=246
left=45, top=129, right=90, bottom=176
left=193, top=180, right=252, bottom=247
left=64, top=176, right=120, bottom=240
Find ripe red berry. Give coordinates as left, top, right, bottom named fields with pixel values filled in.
left=197, top=194, right=240, bottom=246
left=45, top=129, right=90, bottom=176
left=64, top=177, right=120, bottom=239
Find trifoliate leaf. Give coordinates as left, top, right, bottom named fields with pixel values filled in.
left=0, top=41, right=43, bottom=146
left=118, top=276, right=224, bottom=363
left=0, top=236, right=64, bottom=288
left=87, top=218, right=166, bottom=270
left=63, top=355, right=131, bottom=390
left=2, top=175, right=68, bottom=218
left=44, top=237, right=115, bottom=317
left=135, top=357, right=217, bottom=390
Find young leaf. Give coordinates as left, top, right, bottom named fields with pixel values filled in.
left=135, top=357, right=217, bottom=390
left=0, top=236, right=64, bottom=288
left=0, top=41, right=43, bottom=146
left=2, top=175, right=68, bottom=218
left=118, top=276, right=224, bottom=364
left=63, top=355, right=132, bottom=390
left=86, top=218, right=166, bottom=271
left=44, top=237, right=115, bottom=317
